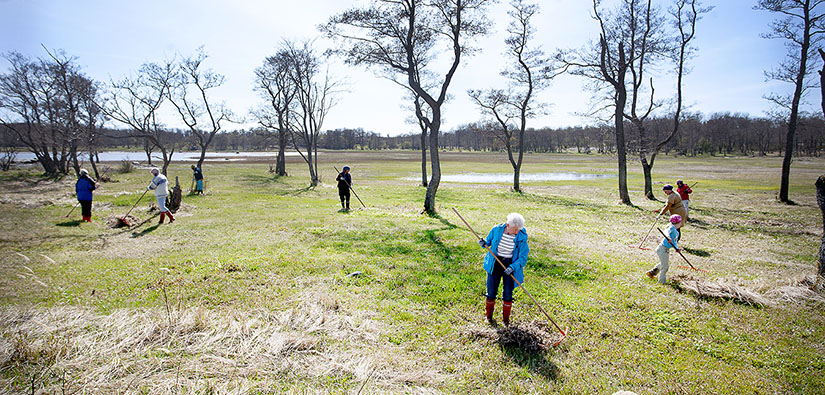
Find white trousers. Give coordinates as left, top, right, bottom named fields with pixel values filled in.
left=654, top=244, right=670, bottom=284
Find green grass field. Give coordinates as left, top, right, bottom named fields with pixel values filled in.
left=1, top=151, right=823, bottom=394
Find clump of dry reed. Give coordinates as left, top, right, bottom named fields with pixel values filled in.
left=670, top=273, right=773, bottom=307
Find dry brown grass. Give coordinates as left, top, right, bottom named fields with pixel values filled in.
left=465, top=321, right=560, bottom=354
left=0, top=292, right=443, bottom=394
left=670, top=273, right=773, bottom=307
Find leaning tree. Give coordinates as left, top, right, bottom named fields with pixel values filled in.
left=323, top=0, right=494, bottom=214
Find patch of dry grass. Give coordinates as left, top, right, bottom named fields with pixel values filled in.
left=0, top=291, right=446, bottom=393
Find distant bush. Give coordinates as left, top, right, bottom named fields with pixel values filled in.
left=117, top=160, right=134, bottom=174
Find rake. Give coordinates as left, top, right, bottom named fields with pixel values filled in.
left=452, top=208, right=568, bottom=346
left=656, top=227, right=706, bottom=272
left=334, top=166, right=366, bottom=208
left=116, top=189, right=148, bottom=227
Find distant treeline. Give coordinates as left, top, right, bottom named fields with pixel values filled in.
left=4, top=112, right=822, bottom=159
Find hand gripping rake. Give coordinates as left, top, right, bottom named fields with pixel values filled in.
left=452, top=208, right=568, bottom=346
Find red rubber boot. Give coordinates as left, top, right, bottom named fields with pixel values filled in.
left=502, top=301, right=512, bottom=326
left=166, top=211, right=175, bottom=223
left=158, top=212, right=165, bottom=224
left=485, top=298, right=495, bottom=325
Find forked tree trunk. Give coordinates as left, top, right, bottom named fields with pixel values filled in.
left=816, top=174, right=825, bottom=277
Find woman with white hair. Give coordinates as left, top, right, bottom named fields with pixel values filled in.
left=75, top=168, right=96, bottom=222
left=478, top=212, right=530, bottom=326
left=148, top=168, right=174, bottom=224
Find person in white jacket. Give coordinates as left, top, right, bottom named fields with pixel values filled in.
left=148, top=168, right=175, bottom=224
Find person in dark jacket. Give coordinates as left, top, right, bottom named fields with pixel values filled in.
left=75, top=169, right=96, bottom=222
left=191, top=165, right=204, bottom=195
left=479, top=212, right=529, bottom=326
left=336, top=166, right=352, bottom=211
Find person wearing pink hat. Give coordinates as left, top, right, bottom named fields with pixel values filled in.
left=646, top=214, right=682, bottom=283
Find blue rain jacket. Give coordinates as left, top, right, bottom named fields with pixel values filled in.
left=482, top=224, right=529, bottom=288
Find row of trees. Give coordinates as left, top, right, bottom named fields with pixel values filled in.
left=6, top=111, right=820, bottom=157
left=1, top=0, right=822, bottom=213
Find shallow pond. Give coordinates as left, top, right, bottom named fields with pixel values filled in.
left=403, top=172, right=614, bottom=183
left=14, top=151, right=303, bottom=162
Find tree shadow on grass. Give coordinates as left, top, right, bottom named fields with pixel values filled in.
left=517, top=192, right=613, bottom=214
left=497, top=326, right=561, bottom=381
left=56, top=220, right=82, bottom=227
left=239, top=174, right=288, bottom=186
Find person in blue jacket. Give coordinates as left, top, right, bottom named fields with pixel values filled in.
left=191, top=165, right=204, bottom=195
left=646, top=214, right=682, bottom=284
left=478, top=212, right=529, bottom=326
left=75, top=169, right=97, bottom=222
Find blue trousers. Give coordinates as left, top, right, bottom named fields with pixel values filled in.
left=486, top=256, right=514, bottom=302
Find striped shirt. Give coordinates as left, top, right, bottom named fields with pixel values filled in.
left=497, top=233, right=516, bottom=258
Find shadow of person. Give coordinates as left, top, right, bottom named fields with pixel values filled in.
left=56, top=220, right=83, bottom=227
left=496, top=325, right=561, bottom=381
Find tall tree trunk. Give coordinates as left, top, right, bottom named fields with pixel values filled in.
left=641, top=154, right=654, bottom=200
left=424, top=122, right=441, bottom=215
left=197, top=142, right=207, bottom=169
left=616, top=89, right=630, bottom=205
left=779, top=4, right=811, bottom=204
left=817, top=174, right=825, bottom=277
left=88, top=149, right=100, bottom=180
left=275, top=128, right=287, bottom=176
left=420, top=131, right=428, bottom=187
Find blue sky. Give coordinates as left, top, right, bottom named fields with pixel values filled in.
left=0, top=0, right=814, bottom=136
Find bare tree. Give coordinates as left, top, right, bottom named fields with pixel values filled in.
left=283, top=40, right=337, bottom=187
left=105, top=61, right=177, bottom=175
left=632, top=0, right=710, bottom=199
left=469, top=0, right=556, bottom=192
left=559, top=0, right=645, bottom=204
left=323, top=0, right=494, bottom=214
left=253, top=48, right=296, bottom=177
left=168, top=48, right=231, bottom=169
left=0, top=51, right=91, bottom=176
left=757, top=0, right=825, bottom=203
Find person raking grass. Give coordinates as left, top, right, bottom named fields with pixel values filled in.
left=676, top=180, right=692, bottom=220
left=191, top=165, right=204, bottom=195
left=646, top=214, right=683, bottom=283
left=75, top=168, right=97, bottom=222
left=336, top=166, right=352, bottom=212
left=479, top=212, right=529, bottom=326
left=148, top=168, right=175, bottom=224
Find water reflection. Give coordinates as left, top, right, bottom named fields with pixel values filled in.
left=404, top=172, right=614, bottom=183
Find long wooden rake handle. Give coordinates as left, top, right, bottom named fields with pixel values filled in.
left=656, top=227, right=699, bottom=270
left=639, top=206, right=666, bottom=248
left=334, top=166, right=366, bottom=208
left=452, top=208, right=567, bottom=342
left=123, top=189, right=149, bottom=218
left=65, top=201, right=80, bottom=218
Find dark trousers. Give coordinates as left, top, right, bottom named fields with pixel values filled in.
left=486, top=256, right=514, bottom=302
left=338, top=188, right=350, bottom=207
left=79, top=200, right=92, bottom=217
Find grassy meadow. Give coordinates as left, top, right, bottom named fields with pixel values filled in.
left=0, top=150, right=823, bottom=394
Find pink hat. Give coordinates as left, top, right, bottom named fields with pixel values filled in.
left=670, top=214, right=682, bottom=224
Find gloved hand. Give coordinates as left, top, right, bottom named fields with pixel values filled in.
left=478, top=239, right=487, bottom=248
left=504, top=266, right=514, bottom=276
